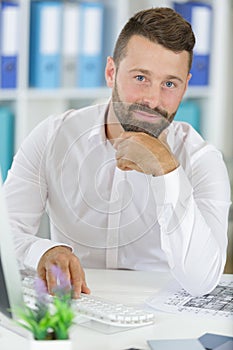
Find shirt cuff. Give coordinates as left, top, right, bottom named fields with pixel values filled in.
left=24, top=239, right=73, bottom=270
left=150, top=165, right=193, bottom=207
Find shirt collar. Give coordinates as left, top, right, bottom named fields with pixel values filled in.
left=88, top=102, right=110, bottom=146
left=166, top=122, right=175, bottom=151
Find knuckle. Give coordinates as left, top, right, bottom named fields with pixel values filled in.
left=70, top=253, right=79, bottom=264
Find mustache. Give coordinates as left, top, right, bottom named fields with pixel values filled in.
left=128, top=103, right=168, bottom=119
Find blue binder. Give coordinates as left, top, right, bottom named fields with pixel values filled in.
left=77, top=3, right=104, bottom=88
left=0, top=106, right=14, bottom=182
left=0, top=1, right=19, bottom=89
left=29, top=1, right=62, bottom=89
left=174, top=100, right=201, bottom=133
left=173, top=2, right=212, bottom=86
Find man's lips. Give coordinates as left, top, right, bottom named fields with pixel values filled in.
left=133, top=110, right=164, bottom=122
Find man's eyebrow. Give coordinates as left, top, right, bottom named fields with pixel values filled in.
left=166, top=75, right=184, bottom=83
left=129, top=69, right=184, bottom=84
left=129, top=68, right=152, bottom=76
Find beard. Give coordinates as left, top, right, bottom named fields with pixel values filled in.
left=111, top=82, right=177, bottom=138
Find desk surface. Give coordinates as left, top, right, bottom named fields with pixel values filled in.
left=0, top=269, right=232, bottom=350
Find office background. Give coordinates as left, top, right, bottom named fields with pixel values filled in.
left=0, top=0, right=233, bottom=272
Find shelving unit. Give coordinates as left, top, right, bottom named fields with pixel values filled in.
left=0, top=0, right=232, bottom=159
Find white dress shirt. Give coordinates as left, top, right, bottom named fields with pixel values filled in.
left=3, top=103, right=231, bottom=295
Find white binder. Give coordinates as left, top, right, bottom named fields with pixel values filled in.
left=61, top=2, right=80, bottom=87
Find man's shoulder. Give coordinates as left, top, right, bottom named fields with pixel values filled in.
left=172, top=120, right=202, bottom=138
left=52, top=104, right=105, bottom=124
left=46, top=103, right=107, bottom=135
left=170, top=121, right=220, bottom=157
left=171, top=120, right=207, bottom=146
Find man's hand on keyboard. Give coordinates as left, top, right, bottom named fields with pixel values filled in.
left=37, top=246, right=91, bottom=298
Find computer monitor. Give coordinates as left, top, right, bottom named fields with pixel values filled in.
left=0, top=170, right=27, bottom=336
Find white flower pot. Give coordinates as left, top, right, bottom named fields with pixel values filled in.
left=29, top=339, right=72, bottom=350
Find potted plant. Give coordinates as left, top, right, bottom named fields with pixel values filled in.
left=16, top=265, right=75, bottom=350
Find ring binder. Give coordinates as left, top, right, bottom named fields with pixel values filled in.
left=173, top=1, right=212, bottom=86
left=77, top=2, right=104, bottom=88
left=29, top=1, right=62, bottom=89
left=0, top=1, right=19, bottom=89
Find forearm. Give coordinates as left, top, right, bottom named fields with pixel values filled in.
left=151, top=166, right=231, bottom=296
left=160, top=198, right=229, bottom=296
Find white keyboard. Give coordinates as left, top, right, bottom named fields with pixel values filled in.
left=22, top=277, right=155, bottom=327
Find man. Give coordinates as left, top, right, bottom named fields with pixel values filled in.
left=4, top=8, right=231, bottom=297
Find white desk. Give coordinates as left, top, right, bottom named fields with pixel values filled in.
left=0, top=269, right=232, bottom=350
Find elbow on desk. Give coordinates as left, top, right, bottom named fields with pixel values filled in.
left=172, top=257, right=225, bottom=297
left=175, top=276, right=221, bottom=297
left=182, top=280, right=218, bottom=297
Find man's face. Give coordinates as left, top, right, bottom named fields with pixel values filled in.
left=106, top=35, right=191, bottom=138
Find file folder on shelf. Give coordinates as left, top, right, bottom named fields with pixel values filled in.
left=77, top=2, right=104, bottom=88
left=29, top=1, right=62, bottom=89
left=61, top=2, right=80, bottom=88
left=0, top=106, right=14, bottom=182
left=0, top=1, right=19, bottom=89
left=173, top=1, right=212, bottom=86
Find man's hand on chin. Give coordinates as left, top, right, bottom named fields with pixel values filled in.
left=113, top=130, right=179, bottom=176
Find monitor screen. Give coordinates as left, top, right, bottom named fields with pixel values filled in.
left=0, top=171, right=24, bottom=320
left=0, top=257, right=11, bottom=318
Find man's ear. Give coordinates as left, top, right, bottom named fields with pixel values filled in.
left=185, top=73, right=192, bottom=92
left=105, top=56, right=116, bottom=88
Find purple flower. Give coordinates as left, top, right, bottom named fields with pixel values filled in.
left=34, top=277, right=50, bottom=305
left=50, top=265, right=72, bottom=295
left=34, top=277, right=47, bottom=295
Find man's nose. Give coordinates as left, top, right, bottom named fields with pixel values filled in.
left=140, top=85, right=162, bottom=110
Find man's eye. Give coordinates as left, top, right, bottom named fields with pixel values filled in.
left=165, top=81, right=174, bottom=88
left=136, top=75, right=145, bottom=82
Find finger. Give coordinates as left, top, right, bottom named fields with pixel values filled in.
left=71, top=278, right=82, bottom=299
left=117, top=158, right=141, bottom=172
left=37, top=264, right=46, bottom=281
left=69, top=258, right=86, bottom=298
left=46, top=260, right=71, bottom=295
left=81, top=280, right=91, bottom=295
left=115, top=148, right=125, bottom=160
left=46, top=266, right=58, bottom=295
left=113, top=137, right=125, bottom=150
left=54, top=257, right=71, bottom=285
left=37, top=266, right=49, bottom=292
left=113, top=132, right=134, bottom=149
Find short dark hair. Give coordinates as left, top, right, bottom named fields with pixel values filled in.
left=113, top=7, right=195, bottom=71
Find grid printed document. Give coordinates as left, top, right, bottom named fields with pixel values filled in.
left=145, top=275, right=233, bottom=319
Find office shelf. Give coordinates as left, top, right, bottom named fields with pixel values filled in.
left=0, top=0, right=232, bottom=157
